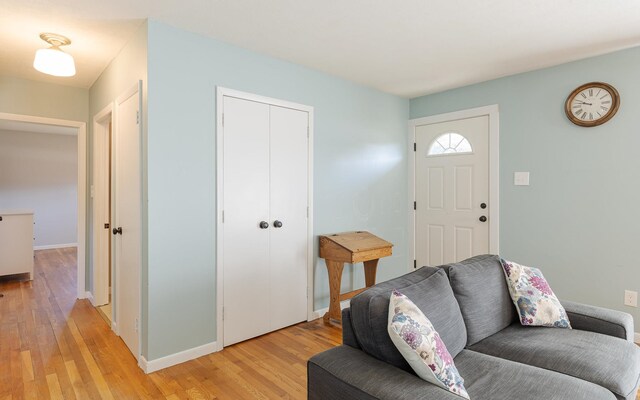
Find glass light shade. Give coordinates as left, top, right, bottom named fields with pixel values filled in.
left=33, top=47, right=76, bottom=77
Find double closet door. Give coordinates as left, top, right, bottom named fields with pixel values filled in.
left=222, top=94, right=310, bottom=346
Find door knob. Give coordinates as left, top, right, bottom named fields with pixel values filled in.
left=112, top=227, right=123, bottom=235
left=273, top=220, right=283, bottom=228
left=480, top=203, right=487, bottom=209
left=259, top=221, right=269, bottom=229
left=479, top=216, right=487, bottom=222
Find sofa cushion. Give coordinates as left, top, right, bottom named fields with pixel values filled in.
left=308, top=346, right=617, bottom=400
left=388, top=290, right=469, bottom=399
left=447, top=254, right=517, bottom=345
left=469, top=324, right=640, bottom=398
left=350, top=267, right=467, bottom=372
left=454, top=349, right=617, bottom=400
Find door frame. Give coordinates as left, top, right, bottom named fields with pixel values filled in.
left=215, top=87, right=314, bottom=351
left=0, top=112, right=87, bottom=298
left=408, top=105, right=500, bottom=271
left=91, top=103, right=114, bottom=315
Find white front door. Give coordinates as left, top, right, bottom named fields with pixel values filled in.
left=222, top=94, right=309, bottom=346
left=415, top=115, right=489, bottom=267
left=114, top=83, right=142, bottom=358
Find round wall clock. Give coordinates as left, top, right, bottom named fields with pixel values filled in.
left=565, top=82, right=620, bottom=127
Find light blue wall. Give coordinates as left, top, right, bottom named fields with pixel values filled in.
left=146, top=20, right=409, bottom=360
left=411, top=46, right=640, bottom=330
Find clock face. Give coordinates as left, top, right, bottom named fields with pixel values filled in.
left=565, top=82, right=620, bottom=127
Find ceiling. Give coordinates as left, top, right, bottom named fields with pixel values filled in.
left=1, top=0, right=640, bottom=97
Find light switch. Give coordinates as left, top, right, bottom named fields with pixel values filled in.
left=514, top=172, right=530, bottom=186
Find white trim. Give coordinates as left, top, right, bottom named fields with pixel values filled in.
left=215, top=87, right=314, bottom=351
left=92, top=102, right=114, bottom=307
left=408, top=105, right=500, bottom=270
left=139, top=341, right=217, bottom=374
left=85, top=291, right=95, bottom=306
left=0, top=112, right=87, bottom=299
left=308, top=300, right=351, bottom=321
left=634, top=332, right=640, bottom=344
left=34, top=243, right=78, bottom=250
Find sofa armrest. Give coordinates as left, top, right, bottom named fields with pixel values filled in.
left=562, top=300, right=634, bottom=341
left=308, top=346, right=459, bottom=400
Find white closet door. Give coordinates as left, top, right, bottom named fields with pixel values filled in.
left=269, top=105, right=308, bottom=330
left=222, top=96, right=271, bottom=346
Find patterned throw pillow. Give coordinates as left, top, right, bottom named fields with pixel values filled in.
left=388, top=290, right=470, bottom=399
left=500, top=259, right=571, bottom=328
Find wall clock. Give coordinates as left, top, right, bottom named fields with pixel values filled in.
left=565, top=82, right=620, bottom=127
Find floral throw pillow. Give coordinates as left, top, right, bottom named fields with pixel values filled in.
left=388, top=290, right=470, bottom=399
left=500, top=259, right=571, bottom=328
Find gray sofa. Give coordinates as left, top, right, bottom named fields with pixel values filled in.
left=308, top=254, right=640, bottom=400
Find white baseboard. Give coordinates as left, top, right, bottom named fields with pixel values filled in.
left=634, top=332, right=640, bottom=344
left=308, top=299, right=351, bottom=321
left=85, top=291, right=95, bottom=305
left=34, top=243, right=78, bottom=250
left=139, top=341, right=218, bottom=374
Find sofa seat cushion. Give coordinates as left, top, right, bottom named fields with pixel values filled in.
left=308, top=346, right=617, bottom=400
left=454, top=350, right=617, bottom=400
left=350, top=267, right=467, bottom=372
left=446, top=254, right=518, bottom=346
left=469, top=324, right=640, bottom=398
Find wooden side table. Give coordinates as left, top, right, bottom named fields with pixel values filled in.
left=319, top=231, right=393, bottom=323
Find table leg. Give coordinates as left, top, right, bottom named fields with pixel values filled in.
left=324, top=260, right=344, bottom=323
left=363, top=259, right=379, bottom=288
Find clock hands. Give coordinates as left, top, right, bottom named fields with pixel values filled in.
left=575, top=100, right=593, bottom=106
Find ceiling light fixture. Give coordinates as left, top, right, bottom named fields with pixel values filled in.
left=33, top=33, right=76, bottom=77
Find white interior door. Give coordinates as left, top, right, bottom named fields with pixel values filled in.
left=114, top=83, right=142, bottom=358
left=222, top=96, right=271, bottom=346
left=415, top=116, right=489, bottom=267
left=268, top=105, right=308, bottom=330
left=93, top=116, right=111, bottom=307
left=222, top=95, right=309, bottom=347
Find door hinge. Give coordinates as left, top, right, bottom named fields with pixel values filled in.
left=413, top=142, right=416, bottom=151
left=222, top=306, right=225, bottom=321
left=414, top=260, right=417, bottom=269
left=136, top=111, right=139, bottom=125
left=413, top=201, right=416, bottom=210
left=104, top=223, right=110, bottom=229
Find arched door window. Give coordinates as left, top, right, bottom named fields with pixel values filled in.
left=427, top=132, right=472, bottom=156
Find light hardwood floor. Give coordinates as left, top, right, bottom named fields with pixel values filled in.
left=0, top=248, right=341, bottom=399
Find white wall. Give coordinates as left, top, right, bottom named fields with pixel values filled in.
left=0, top=129, right=78, bottom=248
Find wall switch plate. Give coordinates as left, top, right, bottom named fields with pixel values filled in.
left=624, top=290, right=638, bottom=307
left=514, top=172, right=530, bottom=186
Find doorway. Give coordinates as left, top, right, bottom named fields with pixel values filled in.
left=0, top=112, right=86, bottom=297
left=409, top=105, right=499, bottom=269
left=90, top=82, right=143, bottom=360
left=216, top=88, right=314, bottom=348
left=92, top=103, right=113, bottom=325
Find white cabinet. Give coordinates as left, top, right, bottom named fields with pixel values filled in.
left=0, top=210, right=34, bottom=279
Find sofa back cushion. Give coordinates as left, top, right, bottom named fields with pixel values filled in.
left=447, top=254, right=517, bottom=346
left=350, top=267, right=467, bottom=372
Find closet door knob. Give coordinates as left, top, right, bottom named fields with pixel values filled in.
left=480, top=203, right=487, bottom=209
left=112, top=227, right=123, bottom=235
left=479, top=216, right=487, bottom=223
left=273, top=220, right=283, bottom=228
left=259, top=221, right=269, bottom=229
